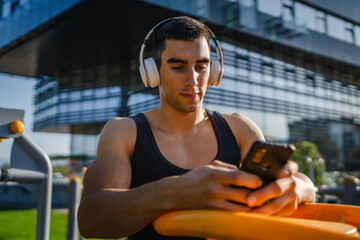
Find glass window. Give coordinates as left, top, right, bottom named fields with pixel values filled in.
left=220, top=78, right=234, bottom=91
left=316, top=11, right=327, bottom=33
left=237, top=67, right=248, bottom=77
left=344, top=22, right=355, bottom=43
left=249, top=71, right=262, bottom=83
left=95, top=88, right=107, bottom=97
left=59, top=91, right=68, bottom=100
left=274, top=76, right=286, bottom=87
left=327, top=15, right=345, bottom=41
left=263, top=73, right=273, bottom=82
left=297, top=82, right=306, bottom=93
left=264, top=112, right=288, bottom=140
left=82, top=100, right=93, bottom=111
left=59, top=103, right=67, bottom=113
left=282, top=6, right=294, bottom=23
left=235, top=81, right=248, bottom=94
left=108, top=97, right=120, bottom=108
left=263, top=87, right=273, bottom=97
left=108, top=86, right=121, bottom=95
left=239, top=0, right=253, bottom=7
left=287, top=92, right=297, bottom=103
left=294, top=2, right=315, bottom=30
left=239, top=0, right=257, bottom=28
left=2, top=1, right=11, bottom=18
left=70, top=90, right=81, bottom=100
left=70, top=102, right=80, bottom=112
left=275, top=89, right=286, bottom=101
left=251, top=84, right=262, bottom=96
left=226, top=65, right=236, bottom=78
left=236, top=46, right=248, bottom=56
left=220, top=41, right=234, bottom=51
left=82, top=89, right=93, bottom=97
left=258, top=0, right=281, bottom=17
left=354, top=26, right=360, bottom=46
left=95, top=99, right=106, bottom=109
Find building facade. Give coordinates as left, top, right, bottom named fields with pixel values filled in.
left=1, top=0, right=360, bottom=170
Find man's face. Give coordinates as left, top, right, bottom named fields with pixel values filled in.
left=158, top=37, right=210, bottom=113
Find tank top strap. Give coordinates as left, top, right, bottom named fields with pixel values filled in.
left=130, top=112, right=151, bottom=163
left=205, top=109, right=241, bottom=165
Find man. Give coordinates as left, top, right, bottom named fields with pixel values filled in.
left=77, top=16, right=316, bottom=239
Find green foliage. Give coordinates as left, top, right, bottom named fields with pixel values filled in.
left=0, top=163, right=10, bottom=169
left=291, top=141, right=326, bottom=186
left=52, top=164, right=70, bottom=177
left=291, top=141, right=323, bottom=160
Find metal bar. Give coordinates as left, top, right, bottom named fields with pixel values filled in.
left=14, top=133, right=53, bottom=240
left=3, top=168, right=45, bottom=182
left=67, top=179, right=81, bottom=240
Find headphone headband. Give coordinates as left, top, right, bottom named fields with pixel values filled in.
left=139, top=17, right=223, bottom=87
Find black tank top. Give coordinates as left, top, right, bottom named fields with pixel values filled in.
left=128, top=109, right=240, bottom=240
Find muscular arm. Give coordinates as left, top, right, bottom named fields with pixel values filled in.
left=77, top=117, right=171, bottom=238
left=224, top=113, right=316, bottom=215
left=77, top=117, right=263, bottom=238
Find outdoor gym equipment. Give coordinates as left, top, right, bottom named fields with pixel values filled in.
left=0, top=107, right=52, bottom=240
left=154, top=201, right=360, bottom=239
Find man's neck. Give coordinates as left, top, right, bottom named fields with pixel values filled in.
left=148, top=104, right=207, bottom=136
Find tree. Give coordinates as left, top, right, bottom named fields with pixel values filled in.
left=291, top=141, right=325, bottom=186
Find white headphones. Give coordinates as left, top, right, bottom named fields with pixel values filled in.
left=139, top=17, right=224, bottom=88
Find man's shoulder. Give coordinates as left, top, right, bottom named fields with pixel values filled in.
left=221, top=112, right=264, bottom=141
left=221, top=112, right=254, bottom=127
left=101, top=117, right=137, bottom=138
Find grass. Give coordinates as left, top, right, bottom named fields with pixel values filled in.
left=0, top=209, right=66, bottom=240
left=0, top=209, right=123, bottom=240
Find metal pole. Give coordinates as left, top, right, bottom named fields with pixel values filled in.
left=13, top=133, right=53, bottom=240
left=67, top=178, right=81, bottom=240
left=306, top=157, right=314, bottom=183
left=343, top=176, right=360, bottom=205
left=316, top=158, right=325, bottom=186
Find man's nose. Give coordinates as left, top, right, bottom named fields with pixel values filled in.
left=185, top=68, right=199, bottom=86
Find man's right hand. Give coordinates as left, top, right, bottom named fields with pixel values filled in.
left=165, top=160, right=263, bottom=211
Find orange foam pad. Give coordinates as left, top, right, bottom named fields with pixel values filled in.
left=154, top=204, right=360, bottom=240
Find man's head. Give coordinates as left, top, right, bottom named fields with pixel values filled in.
left=153, top=16, right=210, bottom=68
left=139, top=16, right=223, bottom=88
left=139, top=16, right=223, bottom=113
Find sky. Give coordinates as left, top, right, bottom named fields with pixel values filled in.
left=0, top=73, right=70, bottom=166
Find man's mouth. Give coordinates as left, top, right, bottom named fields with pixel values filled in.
left=181, top=92, right=199, bottom=99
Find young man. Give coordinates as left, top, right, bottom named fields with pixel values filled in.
left=77, top=16, right=316, bottom=239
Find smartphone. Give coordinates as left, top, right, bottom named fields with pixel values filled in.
left=240, top=141, right=295, bottom=185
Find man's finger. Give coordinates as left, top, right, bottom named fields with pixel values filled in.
left=208, top=199, right=251, bottom=212
left=247, top=177, right=296, bottom=207
left=249, top=190, right=298, bottom=215
left=279, top=161, right=299, bottom=178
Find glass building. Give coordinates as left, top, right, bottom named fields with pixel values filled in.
left=1, top=0, right=360, bottom=170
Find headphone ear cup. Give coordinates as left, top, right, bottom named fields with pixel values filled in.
left=208, top=59, right=221, bottom=87
left=139, top=64, right=148, bottom=87
left=144, top=58, right=160, bottom=87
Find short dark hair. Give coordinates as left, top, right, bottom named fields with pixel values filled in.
left=153, top=16, right=210, bottom=68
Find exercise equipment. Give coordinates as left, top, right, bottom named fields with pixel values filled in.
left=154, top=203, right=360, bottom=239
left=0, top=107, right=52, bottom=240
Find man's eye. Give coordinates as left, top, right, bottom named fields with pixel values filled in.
left=172, top=66, right=185, bottom=70
left=197, top=65, right=207, bottom=71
